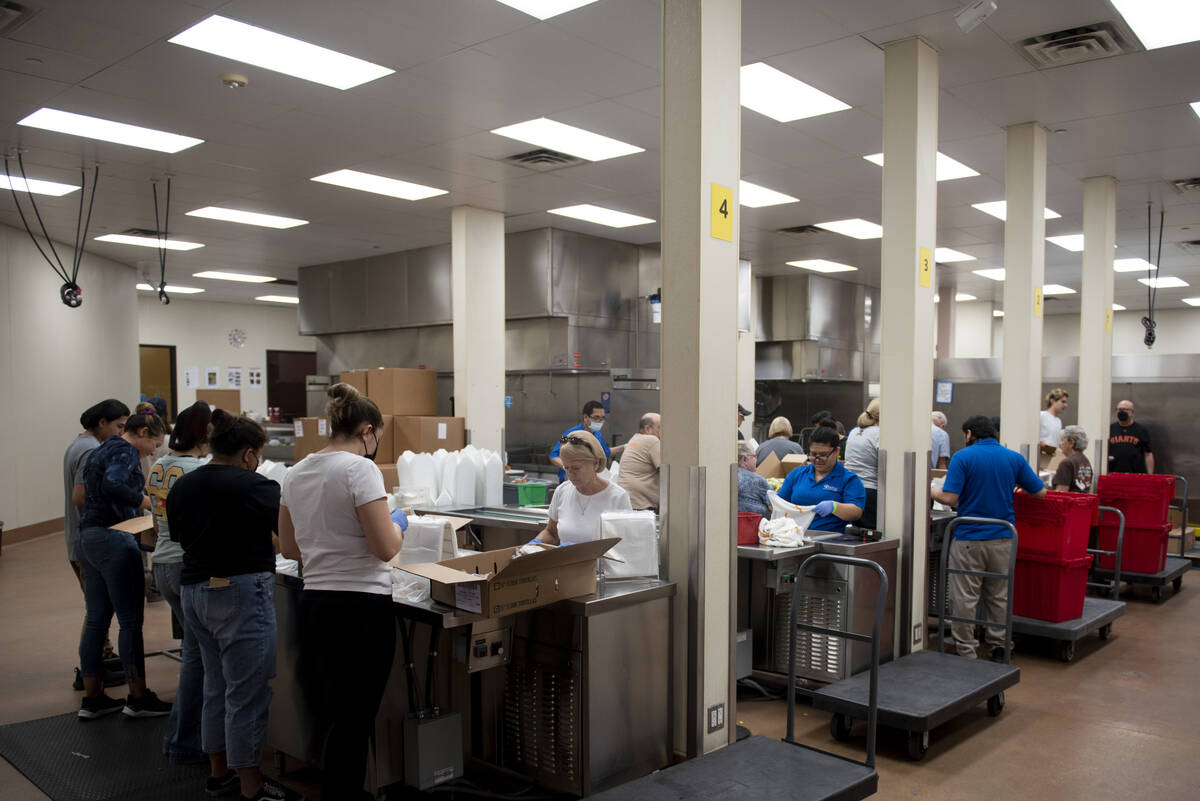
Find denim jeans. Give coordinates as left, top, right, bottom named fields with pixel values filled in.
left=152, top=561, right=205, bottom=763
left=182, top=573, right=276, bottom=769
left=77, top=526, right=146, bottom=681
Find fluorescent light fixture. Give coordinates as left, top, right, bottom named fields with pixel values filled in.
left=935, top=247, right=975, bottom=263
left=993, top=309, right=1005, bottom=317
left=1113, top=258, right=1157, bottom=272
left=193, top=271, right=278, bottom=283
left=255, top=295, right=300, bottom=304
left=1138, top=276, right=1189, bottom=288
left=971, top=201, right=1060, bottom=221
left=863, top=152, right=979, bottom=181
left=814, top=218, right=883, bottom=239
left=311, top=169, right=447, bottom=201
left=96, top=234, right=204, bottom=251
left=18, top=108, right=202, bottom=153
left=1112, top=303, right=1127, bottom=311
left=1110, top=0, right=1200, bottom=50
left=1192, top=101, right=1200, bottom=119
left=186, top=206, right=307, bottom=229
left=169, top=15, right=393, bottom=90
left=494, top=0, right=599, bottom=19
left=490, top=117, right=642, bottom=161
left=137, top=282, right=204, bottom=294
left=973, top=268, right=1007, bottom=281
left=740, top=62, right=850, bottom=123
left=1042, top=284, right=1076, bottom=295
left=1182, top=298, right=1200, bottom=307
left=739, top=180, right=798, bottom=208
left=0, top=173, right=79, bottom=196
left=1047, top=234, right=1085, bottom=252
left=786, top=259, right=857, bottom=273
left=547, top=204, right=654, bottom=228
left=956, top=293, right=977, bottom=302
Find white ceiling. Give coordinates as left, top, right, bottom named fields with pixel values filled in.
left=1, top=0, right=1199, bottom=314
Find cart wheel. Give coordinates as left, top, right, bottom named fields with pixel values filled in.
left=830, top=713, right=853, bottom=741
left=1098, top=623, right=1112, bottom=640
left=1151, top=585, right=1163, bottom=603
left=1172, top=576, right=1183, bottom=592
left=1057, top=641, right=1075, bottom=663
left=907, top=730, right=930, bottom=760
left=987, top=691, right=1006, bottom=717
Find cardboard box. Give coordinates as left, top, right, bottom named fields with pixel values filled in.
left=112, top=515, right=156, bottom=549
left=394, top=416, right=466, bottom=454
left=375, top=414, right=395, bottom=465
left=400, top=539, right=618, bottom=618
left=339, top=369, right=369, bottom=397
left=379, top=463, right=399, bottom=492
left=756, top=452, right=807, bottom=479
left=293, top=417, right=329, bottom=461
left=367, top=368, right=438, bottom=417
left=196, top=389, right=241, bottom=414
left=780, top=454, right=807, bottom=473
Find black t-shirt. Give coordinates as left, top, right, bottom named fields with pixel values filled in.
left=166, top=464, right=281, bottom=585
left=1108, top=422, right=1152, bottom=474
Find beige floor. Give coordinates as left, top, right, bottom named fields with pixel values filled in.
left=1, top=532, right=1197, bottom=801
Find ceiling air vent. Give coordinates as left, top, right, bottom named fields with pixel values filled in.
left=1016, top=21, right=1134, bottom=69
left=777, top=225, right=823, bottom=236
left=503, top=148, right=585, bottom=171
left=1169, top=177, right=1200, bottom=193
left=1176, top=240, right=1200, bottom=255
left=0, top=2, right=35, bottom=37
left=122, top=227, right=163, bottom=238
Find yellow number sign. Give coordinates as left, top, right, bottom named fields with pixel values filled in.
left=1105, top=308, right=1112, bottom=333
left=711, top=184, right=733, bottom=242
left=919, top=247, right=932, bottom=288
left=1034, top=286, right=1043, bottom=318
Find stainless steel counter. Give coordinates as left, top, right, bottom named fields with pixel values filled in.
left=413, top=504, right=550, bottom=550
left=737, top=542, right=818, bottom=562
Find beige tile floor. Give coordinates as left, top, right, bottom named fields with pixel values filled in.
left=2, top=531, right=1197, bottom=801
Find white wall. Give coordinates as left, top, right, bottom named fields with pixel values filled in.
left=0, top=223, right=140, bottom=529
left=994, top=308, right=1200, bottom=357
left=138, top=296, right=315, bottom=416
left=954, top=302, right=996, bottom=358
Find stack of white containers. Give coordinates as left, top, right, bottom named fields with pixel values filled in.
left=394, top=445, right=504, bottom=508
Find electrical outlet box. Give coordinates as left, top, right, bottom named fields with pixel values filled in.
left=707, top=703, right=725, bottom=733
left=403, top=713, right=463, bottom=790
left=913, top=622, right=923, bottom=645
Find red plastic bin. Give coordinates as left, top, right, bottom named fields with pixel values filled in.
left=1013, top=553, right=1093, bottom=622
left=1097, top=473, right=1175, bottom=529
left=1096, top=522, right=1170, bottom=574
left=737, top=513, right=763, bottom=546
left=1014, top=490, right=1098, bottom=563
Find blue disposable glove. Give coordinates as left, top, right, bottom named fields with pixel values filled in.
left=813, top=500, right=836, bottom=517
left=559, top=541, right=575, bottom=547
left=390, top=507, right=409, bottom=531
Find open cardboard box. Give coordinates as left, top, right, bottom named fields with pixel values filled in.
left=756, top=451, right=807, bottom=479
left=112, top=515, right=156, bottom=549
left=400, top=538, right=618, bottom=618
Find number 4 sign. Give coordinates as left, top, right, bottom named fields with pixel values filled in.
left=711, top=184, right=733, bottom=242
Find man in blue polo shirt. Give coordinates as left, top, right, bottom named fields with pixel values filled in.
left=549, top=401, right=625, bottom=482
left=932, top=415, right=1045, bottom=660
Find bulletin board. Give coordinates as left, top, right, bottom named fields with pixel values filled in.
left=196, top=389, right=242, bottom=414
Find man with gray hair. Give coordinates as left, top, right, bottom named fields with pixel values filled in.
left=1052, top=425, right=1094, bottom=493
left=931, top=411, right=950, bottom=469
left=616, top=412, right=661, bottom=510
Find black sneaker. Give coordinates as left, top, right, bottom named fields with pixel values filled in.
left=242, top=777, right=303, bottom=801
left=206, top=770, right=239, bottom=797
left=123, top=690, right=172, bottom=718
left=990, top=646, right=1008, bottom=663
left=78, top=694, right=124, bottom=719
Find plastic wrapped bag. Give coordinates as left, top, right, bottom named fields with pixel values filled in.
left=599, top=510, right=659, bottom=578
left=768, top=492, right=816, bottom=531
left=758, top=517, right=806, bottom=548
left=391, top=516, right=460, bottom=603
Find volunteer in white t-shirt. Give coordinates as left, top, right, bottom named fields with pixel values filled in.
left=536, top=429, right=632, bottom=545
left=278, top=383, right=403, bottom=801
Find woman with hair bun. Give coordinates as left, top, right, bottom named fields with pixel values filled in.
left=167, top=410, right=293, bottom=801
left=278, top=383, right=404, bottom=801
left=844, top=398, right=880, bottom=529
left=777, top=419, right=865, bottom=533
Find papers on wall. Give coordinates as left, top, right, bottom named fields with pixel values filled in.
left=226, top=367, right=242, bottom=388
left=205, top=366, right=220, bottom=388
left=247, top=368, right=263, bottom=386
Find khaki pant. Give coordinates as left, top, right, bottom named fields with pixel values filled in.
left=948, top=538, right=1012, bottom=659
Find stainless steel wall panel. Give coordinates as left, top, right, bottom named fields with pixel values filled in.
left=806, top=277, right=865, bottom=350
left=567, top=323, right=630, bottom=370
left=406, top=244, right=452, bottom=325
left=550, top=229, right=637, bottom=320
left=818, top=347, right=863, bottom=381
left=363, top=252, right=408, bottom=330
left=756, top=275, right=811, bottom=343
left=506, top=318, right=569, bottom=371
left=297, top=264, right=333, bottom=335
left=506, top=229, right=553, bottom=319
left=327, top=258, right=368, bottom=332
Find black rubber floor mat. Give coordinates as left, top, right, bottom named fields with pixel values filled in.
left=0, top=711, right=207, bottom=801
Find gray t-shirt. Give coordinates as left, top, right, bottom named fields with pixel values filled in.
left=148, top=453, right=207, bottom=564
left=844, top=425, right=880, bottom=489
left=63, top=433, right=100, bottom=561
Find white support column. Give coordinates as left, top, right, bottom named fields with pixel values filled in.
left=999, top=123, right=1048, bottom=465
left=737, top=259, right=756, bottom=440
left=451, top=206, right=505, bottom=452
left=662, top=0, right=740, bottom=756
left=1079, top=177, right=1117, bottom=471
left=935, top=278, right=957, bottom=359
left=878, top=37, right=938, bottom=653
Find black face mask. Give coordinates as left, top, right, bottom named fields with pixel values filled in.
left=363, top=429, right=379, bottom=462
left=1117, top=410, right=1130, bottom=423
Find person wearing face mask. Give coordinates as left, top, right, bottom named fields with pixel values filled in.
left=1108, top=400, right=1154, bottom=474
left=278, top=383, right=404, bottom=801
left=76, top=409, right=171, bottom=720
left=549, top=401, right=624, bottom=482
left=167, top=411, right=298, bottom=801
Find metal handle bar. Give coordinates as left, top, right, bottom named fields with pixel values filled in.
left=938, top=517, right=1019, bottom=663
left=1088, top=506, right=1125, bottom=601
left=1170, top=475, right=1188, bottom=558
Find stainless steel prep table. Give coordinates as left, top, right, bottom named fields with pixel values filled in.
left=736, top=542, right=819, bottom=674
left=413, top=504, right=550, bottom=551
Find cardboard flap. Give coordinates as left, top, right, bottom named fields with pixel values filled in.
left=400, top=561, right=489, bottom=584
left=435, top=515, right=474, bottom=532
left=497, top=537, right=619, bottom=576
left=111, top=516, right=155, bottom=535
left=755, top=452, right=781, bottom=477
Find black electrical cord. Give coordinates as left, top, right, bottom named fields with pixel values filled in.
left=151, top=177, right=172, bottom=304
left=74, top=164, right=99, bottom=284
left=1141, top=205, right=1165, bottom=348
left=17, top=152, right=68, bottom=280
left=5, top=157, right=69, bottom=283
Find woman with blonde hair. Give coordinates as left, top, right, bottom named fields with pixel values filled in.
left=535, top=429, right=631, bottom=545
left=844, top=398, right=880, bottom=529
left=755, top=416, right=804, bottom=464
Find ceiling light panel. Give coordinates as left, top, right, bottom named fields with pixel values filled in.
left=311, top=169, right=447, bottom=200
left=786, top=259, right=857, bottom=273
left=1139, top=276, right=1188, bottom=288
left=18, top=108, right=203, bottom=153
left=814, top=219, right=882, bottom=239
left=1047, top=234, right=1085, bottom=251
left=971, top=201, right=1061, bottom=221
left=1110, top=0, right=1200, bottom=50
left=97, top=234, right=204, bottom=251
left=1042, top=284, right=1076, bottom=295
left=1113, top=258, right=1156, bottom=272
left=494, top=0, right=600, bottom=19
left=740, top=62, right=850, bottom=123
left=863, top=152, right=979, bottom=181
left=1192, top=101, right=1200, bottom=119
left=193, top=271, right=278, bottom=283
left=739, top=180, right=798, bottom=208
left=0, top=174, right=79, bottom=196
left=935, top=248, right=975, bottom=262
left=137, top=283, right=204, bottom=294
left=1182, top=298, right=1200, bottom=307
left=169, top=15, right=394, bottom=90
left=255, top=295, right=300, bottom=304
left=1112, top=303, right=1127, bottom=311
left=956, top=293, right=977, bottom=301
left=993, top=309, right=1005, bottom=317
left=490, top=118, right=643, bottom=161
left=547, top=204, right=655, bottom=228
left=973, top=268, right=1007, bottom=281
left=186, top=207, right=308, bottom=229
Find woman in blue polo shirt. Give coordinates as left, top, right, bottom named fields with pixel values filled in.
left=777, top=420, right=865, bottom=533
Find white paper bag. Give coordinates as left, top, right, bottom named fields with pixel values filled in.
left=599, top=510, right=659, bottom=578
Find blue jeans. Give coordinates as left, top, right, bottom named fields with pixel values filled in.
left=182, top=573, right=276, bottom=769
left=77, top=526, right=146, bottom=682
left=153, top=561, right=205, bottom=763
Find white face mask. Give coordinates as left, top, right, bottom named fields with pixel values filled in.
left=588, top=420, right=604, bottom=433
